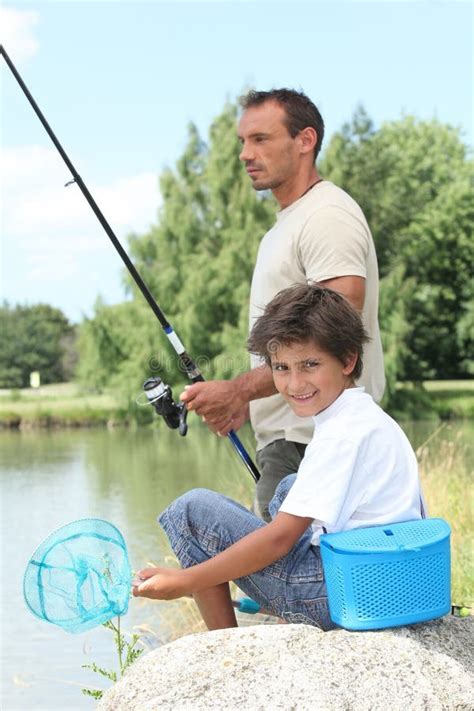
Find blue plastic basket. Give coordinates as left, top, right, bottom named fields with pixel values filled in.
left=320, top=518, right=451, bottom=630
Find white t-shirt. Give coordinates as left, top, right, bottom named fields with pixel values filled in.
left=249, top=180, right=385, bottom=451
left=279, top=387, right=422, bottom=545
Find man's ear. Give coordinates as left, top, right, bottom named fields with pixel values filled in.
left=342, top=352, right=358, bottom=376
left=299, top=127, right=317, bottom=155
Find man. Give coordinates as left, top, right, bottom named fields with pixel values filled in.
left=181, top=89, right=385, bottom=520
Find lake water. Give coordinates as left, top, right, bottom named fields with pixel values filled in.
left=1, top=421, right=472, bottom=710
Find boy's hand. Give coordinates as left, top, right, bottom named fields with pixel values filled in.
left=132, top=566, right=189, bottom=600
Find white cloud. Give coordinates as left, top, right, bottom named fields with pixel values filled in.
left=2, top=144, right=160, bottom=282
left=0, top=7, right=40, bottom=62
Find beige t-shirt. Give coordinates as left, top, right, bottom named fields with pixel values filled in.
left=249, top=180, right=385, bottom=451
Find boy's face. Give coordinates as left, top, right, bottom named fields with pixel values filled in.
left=270, top=340, right=356, bottom=418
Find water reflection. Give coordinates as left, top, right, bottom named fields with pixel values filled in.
left=0, top=424, right=254, bottom=711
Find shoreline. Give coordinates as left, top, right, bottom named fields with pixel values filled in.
left=1, top=380, right=473, bottom=429
left=0, top=412, right=129, bottom=430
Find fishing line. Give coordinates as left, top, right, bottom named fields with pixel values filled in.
left=1, top=45, right=259, bottom=482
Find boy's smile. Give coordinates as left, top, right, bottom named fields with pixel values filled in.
left=270, top=340, right=357, bottom=417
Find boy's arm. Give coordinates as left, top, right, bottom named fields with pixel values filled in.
left=133, top=512, right=313, bottom=600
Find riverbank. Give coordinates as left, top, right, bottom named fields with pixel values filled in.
left=0, top=383, right=128, bottom=429
left=0, top=380, right=473, bottom=428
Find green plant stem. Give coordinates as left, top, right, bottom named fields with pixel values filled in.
left=81, top=618, right=144, bottom=699
left=117, top=616, right=124, bottom=676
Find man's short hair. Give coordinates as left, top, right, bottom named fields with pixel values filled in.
left=247, top=284, right=369, bottom=380
left=240, top=88, right=325, bottom=161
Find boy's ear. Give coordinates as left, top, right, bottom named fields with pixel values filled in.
left=342, top=352, right=358, bottom=376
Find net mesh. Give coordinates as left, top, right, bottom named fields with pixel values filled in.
left=23, top=518, right=132, bottom=634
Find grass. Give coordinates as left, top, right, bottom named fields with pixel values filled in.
left=387, top=379, right=474, bottom=421
left=423, top=380, right=474, bottom=419
left=0, top=382, right=126, bottom=428
left=416, top=424, right=473, bottom=608
left=423, top=381, right=474, bottom=392
left=0, top=382, right=118, bottom=409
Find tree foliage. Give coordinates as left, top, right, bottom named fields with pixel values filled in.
left=77, top=102, right=473, bottom=411
left=127, top=105, right=275, bottom=373
left=320, top=108, right=473, bottom=382
left=78, top=104, right=275, bottom=396
left=0, top=302, right=76, bottom=388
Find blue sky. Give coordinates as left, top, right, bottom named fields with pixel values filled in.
left=1, top=1, right=472, bottom=323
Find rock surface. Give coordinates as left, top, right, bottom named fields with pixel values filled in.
left=98, top=616, right=473, bottom=710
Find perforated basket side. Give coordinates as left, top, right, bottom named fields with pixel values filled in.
left=323, top=561, right=347, bottom=623
left=351, top=551, right=450, bottom=622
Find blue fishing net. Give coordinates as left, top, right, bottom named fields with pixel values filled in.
left=23, top=518, right=132, bottom=634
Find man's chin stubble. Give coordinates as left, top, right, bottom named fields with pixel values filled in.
left=251, top=178, right=281, bottom=192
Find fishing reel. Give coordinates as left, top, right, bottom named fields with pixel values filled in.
left=143, top=377, right=188, bottom=436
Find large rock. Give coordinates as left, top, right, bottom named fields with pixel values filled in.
left=98, top=616, right=473, bottom=710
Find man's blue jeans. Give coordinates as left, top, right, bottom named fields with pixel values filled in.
left=159, top=474, right=334, bottom=630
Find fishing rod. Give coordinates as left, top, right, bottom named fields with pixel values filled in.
left=1, top=45, right=260, bottom=483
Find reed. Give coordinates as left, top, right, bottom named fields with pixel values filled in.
left=417, top=426, right=473, bottom=607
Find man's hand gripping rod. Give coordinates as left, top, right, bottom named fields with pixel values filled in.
left=0, top=44, right=260, bottom=482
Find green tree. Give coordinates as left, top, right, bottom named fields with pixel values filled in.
left=378, top=264, right=414, bottom=402
left=320, top=108, right=469, bottom=274
left=400, top=170, right=474, bottom=379
left=128, top=104, right=275, bottom=371
left=79, top=102, right=473, bottom=415
left=77, top=297, right=162, bottom=395
left=321, top=109, right=473, bottom=379
left=78, top=103, right=275, bottom=399
left=0, top=302, right=75, bottom=388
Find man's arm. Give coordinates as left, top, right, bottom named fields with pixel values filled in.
left=133, top=511, right=313, bottom=600
left=299, top=204, right=369, bottom=314
left=180, top=364, right=277, bottom=435
left=319, top=275, right=365, bottom=312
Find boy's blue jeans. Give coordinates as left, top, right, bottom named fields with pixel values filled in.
left=159, top=474, right=335, bottom=631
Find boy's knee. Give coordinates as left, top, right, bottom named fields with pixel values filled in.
left=165, top=488, right=219, bottom=523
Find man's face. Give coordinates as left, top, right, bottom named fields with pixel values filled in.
left=237, top=100, right=301, bottom=192
left=270, top=340, right=355, bottom=418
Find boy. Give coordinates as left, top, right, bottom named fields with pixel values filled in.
left=133, top=285, right=422, bottom=631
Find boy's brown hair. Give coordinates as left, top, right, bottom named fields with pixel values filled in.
left=247, top=284, right=369, bottom=380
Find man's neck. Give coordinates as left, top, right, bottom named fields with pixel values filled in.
left=273, top=168, right=321, bottom=210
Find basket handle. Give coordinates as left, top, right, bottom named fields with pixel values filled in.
left=331, top=542, right=422, bottom=554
